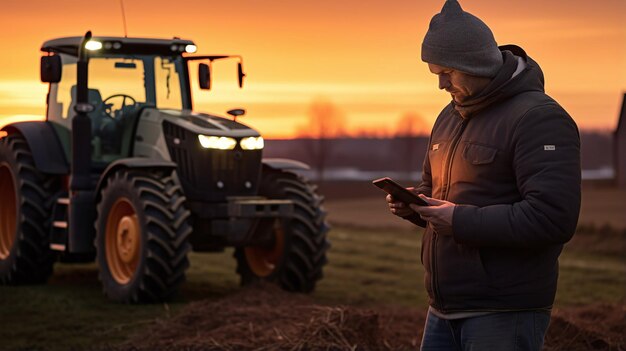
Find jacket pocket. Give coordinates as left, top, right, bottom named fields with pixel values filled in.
left=436, top=239, right=490, bottom=300
left=462, top=143, right=497, bottom=165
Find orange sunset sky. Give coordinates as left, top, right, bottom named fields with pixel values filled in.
left=0, top=0, right=624, bottom=139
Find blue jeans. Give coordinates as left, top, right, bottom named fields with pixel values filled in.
left=420, top=310, right=551, bottom=351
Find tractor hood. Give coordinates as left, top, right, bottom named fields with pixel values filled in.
left=132, top=107, right=263, bottom=163
left=157, top=109, right=260, bottom=138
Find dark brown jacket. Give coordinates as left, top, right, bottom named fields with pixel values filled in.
left=408, top=45, right=581, bottom=312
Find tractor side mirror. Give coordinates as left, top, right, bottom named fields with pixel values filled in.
left=199, top=63, right=211, bottom=90
left=227, top=108, right=245, bottom=122
left=41, top=55, right=62, bottom=83
left=237, top=62, right=246, bottom=88
left=227, top=108, right=246, bottom=118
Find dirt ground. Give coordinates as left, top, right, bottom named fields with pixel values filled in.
left=108, top=283, right=625, bottom=351
left=103, top=183, right=626, bottom=350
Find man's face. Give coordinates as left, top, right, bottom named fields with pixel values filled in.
left=428, top=63, right=491, bottom=103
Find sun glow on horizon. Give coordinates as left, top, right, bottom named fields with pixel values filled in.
left=0, top=114, right=45, bottom=128
left=0, top=0, right=623, bottom=138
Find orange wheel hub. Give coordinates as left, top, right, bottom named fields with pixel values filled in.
left=0, top=164, right=17, bottom=260
left=105, top=198, right=140, bottom=284
left=244, top=221, right=285, bottom=277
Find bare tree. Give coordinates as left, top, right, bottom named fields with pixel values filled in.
left=296, top=99, right=346, bottom=181
left=394, top=112, right=429, bottom=180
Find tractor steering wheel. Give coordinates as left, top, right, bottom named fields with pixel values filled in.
left=102, top=94, right=137, bottom=119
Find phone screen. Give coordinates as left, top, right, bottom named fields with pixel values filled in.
left=372, top=177, right=429, bottom=206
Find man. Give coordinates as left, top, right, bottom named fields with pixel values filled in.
left=386, top=0, right=581, bottom=350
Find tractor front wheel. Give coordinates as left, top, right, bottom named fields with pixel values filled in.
left=95, top=169, right=191, bottom=303
left=234, top=167, right=330, bottom=292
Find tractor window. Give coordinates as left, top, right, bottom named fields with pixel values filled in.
left=46, top=54, right=77, bottom=162
left=155, top=57, right=183, bottom=110
left=47, top=54, right=77, bottom=127
left=89, top=57, right=147, bottom=111
left=49, top=56, right=148, bottom=126
left=46, top=53, right=186, bottom=166
left=86, top=58, right=148, bottom=163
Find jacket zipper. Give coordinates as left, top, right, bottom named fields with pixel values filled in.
left=442, top=118, right=468, bottom=200
left=431, top=116, right=468, bottom=312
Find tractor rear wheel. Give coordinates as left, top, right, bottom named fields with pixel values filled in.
left=0, top=133, right=55, bottom=284
left=95, top=169, right=191, bottom=303
left=234, top=167, right=330, bottom=292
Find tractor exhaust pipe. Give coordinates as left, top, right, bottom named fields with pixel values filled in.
left=68, top=31, right=96, bottom=253
left=70, top=31, right=93, bottom=191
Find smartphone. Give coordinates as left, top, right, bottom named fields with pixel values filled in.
left=372, top=177, right=429, bottom=206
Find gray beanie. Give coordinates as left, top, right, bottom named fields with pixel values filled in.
left=421, top=0, right=502, bottom=77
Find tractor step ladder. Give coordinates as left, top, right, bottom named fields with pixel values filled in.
left=50, top=196, right=69, bottom=251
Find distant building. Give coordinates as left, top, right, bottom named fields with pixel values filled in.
left=615, top=93, right=626, bottom=188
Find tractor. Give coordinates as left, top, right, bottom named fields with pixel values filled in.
left=0, top=32, right=330, bottom=303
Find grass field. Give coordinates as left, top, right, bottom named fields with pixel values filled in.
left=1, top=186, right=625, bottom=350
left=1, top=222, right=624, bottom=350
left=323, top=186, right=626, bottom=230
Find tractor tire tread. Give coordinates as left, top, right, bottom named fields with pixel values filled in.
left=0, top=134, right=55, bottom=285
left=234, top=167, right=329, bottom=293
left=96, top=168, right=191, bottom=303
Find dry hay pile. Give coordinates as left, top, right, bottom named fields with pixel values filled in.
left=115, top=283, right=424, bottom=351
left=545, top=304, right=626, bottom=351
left=109, top=284, right=624, bottom=351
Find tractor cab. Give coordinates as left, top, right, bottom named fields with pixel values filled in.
left=41, top=37, right=195, bottom=164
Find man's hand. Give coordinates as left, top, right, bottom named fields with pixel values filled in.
left=386, top=187, right=418, bottom=217
left=410, top=195, right=456, bottom=236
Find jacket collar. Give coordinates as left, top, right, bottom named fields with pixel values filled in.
left=452, top=45, right=545, bottom=119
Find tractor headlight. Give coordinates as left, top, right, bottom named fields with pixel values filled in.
left=85, top=40, right=103, bottom=51
left=198, top=135, right=237, bottom=150
left=240, top=136, right=264, bottom=150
